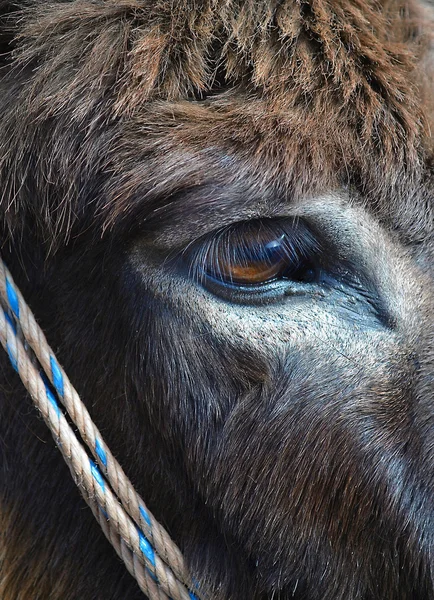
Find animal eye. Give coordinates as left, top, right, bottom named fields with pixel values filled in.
left=188, top=218, right=321, bottom=293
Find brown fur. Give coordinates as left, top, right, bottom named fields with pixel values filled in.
left=0, top=1, right=433, bottom=599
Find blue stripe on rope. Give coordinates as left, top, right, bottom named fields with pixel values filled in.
left=95, top=438, right=107, bottom=467
left=4, top=310, right=17, bottom=334
left=189, top=578, right=200, bottom=599
left=146, top=567, right=158, bottom=583
left=6, top=342, right=18, bottom=372
left=138, top=530, right=156, bottom=567
left=50, top=355, right=64, bottom=398
left=146, top=543, right=198, bottom=600
left=44, top=380, right=61, bottom=417
left=98, top=504, right=109, bottom=520
left=90, top=459, right=105, bottom=490
left=139, top=505, right=152, bottom=527
left=6, top=278, right=19, bottom=318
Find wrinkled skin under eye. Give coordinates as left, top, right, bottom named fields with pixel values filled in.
left=186, top=218, right=321, bottom=290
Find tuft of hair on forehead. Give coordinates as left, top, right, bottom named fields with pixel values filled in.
left=11, top=0, right=429, bottom=123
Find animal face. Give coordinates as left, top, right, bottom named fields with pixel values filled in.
left=0, top=1, right=433, bottom=599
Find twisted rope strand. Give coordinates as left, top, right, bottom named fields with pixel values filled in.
left=0, top=259, right=189, bottom=590
left=0, top=307, right=185, bottom=600
left=0, top=259, right=201, bottom=600
left=86, top=493, right=170, bottom=600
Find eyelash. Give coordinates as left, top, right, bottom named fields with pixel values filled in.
left=185, top=218, right=322, bottom=295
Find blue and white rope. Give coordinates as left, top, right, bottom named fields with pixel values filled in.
left=0, top=258, right=201, bottom=600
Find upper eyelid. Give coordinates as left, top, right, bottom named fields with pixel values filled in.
left=182, top=218, right=299, bottom=260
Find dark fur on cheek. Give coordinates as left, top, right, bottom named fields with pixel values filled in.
left=0, top=1, right=433, bottom=599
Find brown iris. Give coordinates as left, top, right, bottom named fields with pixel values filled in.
left=220, top=260, right=287, bottom=283
left=214, top=236, right=289, bottom=284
